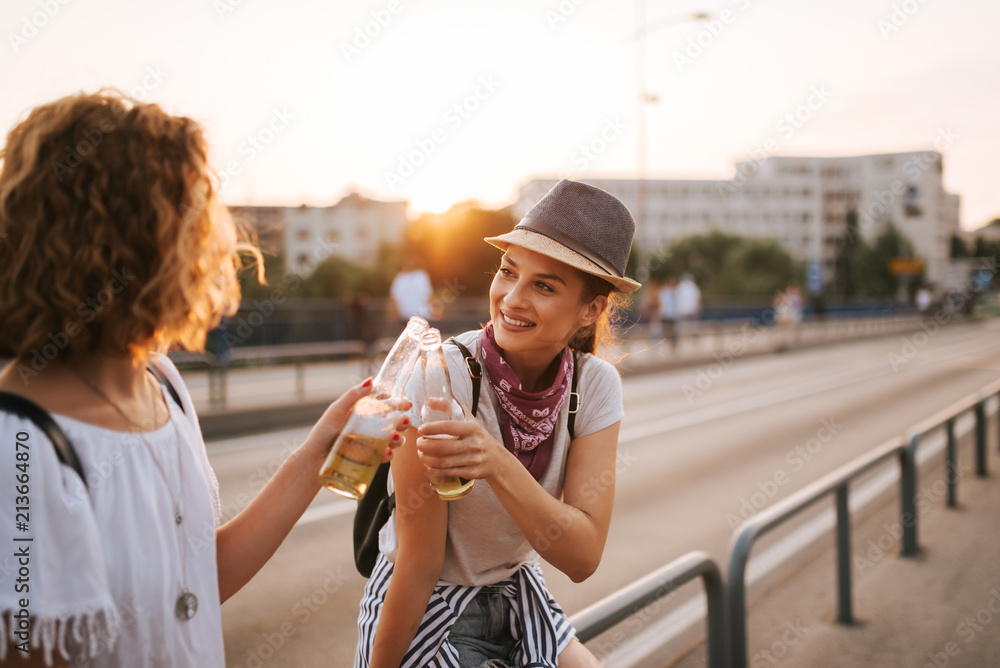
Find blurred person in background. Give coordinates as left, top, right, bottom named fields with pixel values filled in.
left=658, top=275, right=679, bottom=350
left=389, top=256, right=435, bottom=329
left=675, top=272, right=701, bottom=337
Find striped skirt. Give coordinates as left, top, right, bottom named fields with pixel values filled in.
left=355, top=553, right=576, bottom=667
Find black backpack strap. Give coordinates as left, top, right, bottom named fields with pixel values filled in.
left=445, top=337, right=482, bottom=418
left=568, top=352, right=580, bottom=440
left=146, top=363, right=185, bottom=414
left=0, top=391, right=87, bottom=488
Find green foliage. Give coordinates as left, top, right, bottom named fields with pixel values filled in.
left=950, top=234, right=968, bottom=258
left=974, top=236, right=1000, bottom=263
left=645, top=230, right=802, bottom=300
left=841, top=221, right=919, bottom=299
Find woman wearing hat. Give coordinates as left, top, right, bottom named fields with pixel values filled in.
left=358, top=180, right=640, bottom=667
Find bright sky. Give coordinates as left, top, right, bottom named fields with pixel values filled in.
left=1, top=0, right=997, bottom=230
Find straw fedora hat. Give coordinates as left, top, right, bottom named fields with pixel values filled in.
left=486, top=179, right=642, bottom=294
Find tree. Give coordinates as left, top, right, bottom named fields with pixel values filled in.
left=404, top=203, right=516, bottom=298
left=852, top=222, right=919, bottom=299
left=644, top=230, right=802, bottom=301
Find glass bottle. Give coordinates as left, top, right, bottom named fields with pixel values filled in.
left=419, top=328, right=475, bottom=500
left=318, top=316, right=428, bottom=499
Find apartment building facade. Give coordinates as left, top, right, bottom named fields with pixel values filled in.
left=230, top=192, right=408, bottom=271
left=518, top=151, right=960, bottom=291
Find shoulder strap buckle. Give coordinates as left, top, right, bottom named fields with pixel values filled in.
left=567, top=391, right=580, bottom=415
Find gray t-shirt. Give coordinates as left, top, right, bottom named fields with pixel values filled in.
left=380, top=329, right=624, bottom=586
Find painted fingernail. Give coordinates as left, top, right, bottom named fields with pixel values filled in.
left=401, top=417, right=410, bottom=427
left=362, top=378, right=373, bottom=388
left=392, top=433, right=402, bottom=442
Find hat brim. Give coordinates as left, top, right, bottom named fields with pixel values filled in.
left=484, top=229, right=642, bottom=295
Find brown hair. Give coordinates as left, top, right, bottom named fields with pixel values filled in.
left=569, top=272, right=623, bottom=355
left=0, top=90, right=252, bottom=364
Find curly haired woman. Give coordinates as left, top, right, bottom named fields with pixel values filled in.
left=0, top=91, right=406, bottom=667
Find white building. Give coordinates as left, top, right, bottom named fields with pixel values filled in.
left=518, top=151, right=960, bottom=291
left=232, top=193, right=408, bottom=271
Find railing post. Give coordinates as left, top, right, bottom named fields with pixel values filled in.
left=901, top=434, right=920, bottom=556
left=975, top=399, right=987, bottom=477
left=727, top=533, right=752, bottom=668
left=702, top=562, right=728, bottom=668
left=835, top=485, right=853, bottom=624
left=296, top=360, right=306, bottom=400
left=995, top=392, right=1000, bottom=453
left=946, top=419, right=957, bottom=508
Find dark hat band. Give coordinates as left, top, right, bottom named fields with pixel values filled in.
left=514, top=217, right=623, bottom=279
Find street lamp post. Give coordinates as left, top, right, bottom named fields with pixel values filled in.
left=631, top=6, right=709, bottom=286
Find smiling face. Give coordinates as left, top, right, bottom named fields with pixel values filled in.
left=489, top=245, right=607, bottom=374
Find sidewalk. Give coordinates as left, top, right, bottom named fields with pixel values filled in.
left=782, top=459, right=1000, bottom=667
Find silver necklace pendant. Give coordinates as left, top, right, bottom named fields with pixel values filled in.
left=175, top=590, right=198, bottom=621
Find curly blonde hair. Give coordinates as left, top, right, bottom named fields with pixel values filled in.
left=0, top=90, right=249, bottom=364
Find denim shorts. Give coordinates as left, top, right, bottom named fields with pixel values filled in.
left=449, top=586, right=516, bottom=668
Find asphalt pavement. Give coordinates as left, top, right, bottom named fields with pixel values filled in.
left=191, top=316, right=1000, bottom=668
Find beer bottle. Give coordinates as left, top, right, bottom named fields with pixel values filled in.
left=318, top=316, right=428, bottom=499
left=419, top=328, right=474, bottom=500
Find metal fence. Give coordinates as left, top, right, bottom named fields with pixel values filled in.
left=568, top=551, right=727, bottom=668
left=565, top=377, right=999, bottom=668
left=725, top=377, right=1000, bottom=668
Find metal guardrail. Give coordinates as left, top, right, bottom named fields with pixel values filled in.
left=726, top=378, right=1000, bottom=668
left=568, top=550, right=727, bottom=668
left=900, top=380, right=1000, bottom=553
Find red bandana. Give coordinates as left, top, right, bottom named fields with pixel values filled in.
left=481, top=324, right=573, bottom=481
